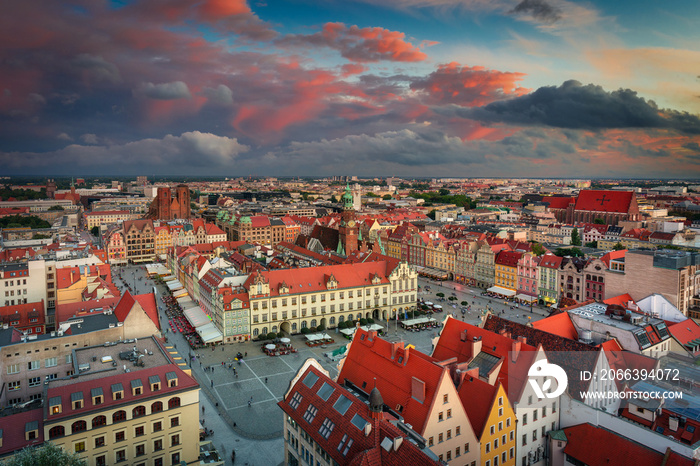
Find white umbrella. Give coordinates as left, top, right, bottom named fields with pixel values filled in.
left=425, top=301, right=433, bottom=306
left=280, top=337, right=291, bottom=343
left=265, top=344, right=276, bottom=350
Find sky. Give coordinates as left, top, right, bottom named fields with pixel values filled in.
left=1, top=0, right=699, bottom=178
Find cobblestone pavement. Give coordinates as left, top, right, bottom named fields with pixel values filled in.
left=113, top=265, right=550, bottom=465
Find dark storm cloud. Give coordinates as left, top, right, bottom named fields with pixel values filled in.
left=448, top=80, right=700, bottom=134
left=509, top=0, right=562, bottom=24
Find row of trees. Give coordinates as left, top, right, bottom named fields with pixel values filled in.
left=0, top=215, right=51, bottom=229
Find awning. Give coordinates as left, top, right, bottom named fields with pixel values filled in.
left=171, top=289, right=188, bottom=299
left=305, top=333, right=333, bottom=342
left=401, top=316, right=437, bottom=326
left=176, top=297, right=196, bottom=308
left=166, top=280, right=184, bottom=292
left=515, top=294, right=537, bottom=303
left=183, top=307, right=211, bottom=328
left=487, top=286, right=516, bottom=297
left=196, top=322, right=223, bottom=343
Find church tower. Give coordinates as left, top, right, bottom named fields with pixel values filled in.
left=338, top=184, right=358, bottom=254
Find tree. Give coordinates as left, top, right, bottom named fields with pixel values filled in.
left=382, top=194, right=392, bottom=200
left=427, top=209, right=436, bottom=220
left=571, top=227, right=581, bottom=246
left=594, top=218, right=606, bottom=224
left=330, top=195, right=338, bottom=203
left=461, top=301, right=468, bottom=307
left=585, top=241, right=598, bottom=248
left=436, top=292, right=445, bottom=298
left=2, top=442, right=86, bottom=466
left=613, top=242, right=625, bottom=251
left=48, top=205, right=64, bottom=211
left=531, top=242, right=545, bottom=256
left=90, top=226, right=99, bottom=237
left=554, top=247, right=584, bottom=257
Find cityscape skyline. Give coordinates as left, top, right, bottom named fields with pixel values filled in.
left=1, top=0, right=699, bottom=178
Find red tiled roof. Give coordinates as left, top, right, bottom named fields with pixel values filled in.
left=250, top=216, right=271, bottom=228
left=575, top=190, right=636, bottom=214
left=204, top=223, right=225, bottom=236
left=457, top=376, right=499, bottom=439
left=133, top=293, right=161, bottom=330
left=337, top=329, right=445, bottom=434
left=113, top=291, right=136, bottom=322
left=0, top=406, right=44, bottom=456
left=0, top=247, right=36, bottom=261
left=279, top=362, right=441, bottom=466
left=538, top=254, right=563, bottom=269
left=668, top=319, right=700, bottom=347
left=600, top=249, right=626, bottom=267
left=603, top=293, right=635, bottom=307
left=531, top=312, right=578, bottom=340
left=55, top=296, right=121, bottom=324
left=543, top=196, right=575, bottom=209
left=494, top=250, right=522, bottom=267
left=562, top=423, right=694, bottom=466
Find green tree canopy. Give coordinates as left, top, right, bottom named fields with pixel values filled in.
left=593, top=218, right=606, bottom=224
left=382, top=194, right=392, bottom=200
left=0, top=215, right=51, bottom=229
left=613, top=242, right=625, bottom=251
left=427, top=209, right=436, bottom=220
left=571, top=227, right=581, bottom=246
left=1, top=442, right=86, bottom=466
left=531, top=242, right=545, bottom=256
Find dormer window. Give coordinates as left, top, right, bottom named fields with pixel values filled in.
left=111, top=383, right=124, bottom=400
left=131, top=379, right=143, bottom=396
left=25, top=421, right=38, bottom=441
left=71, top=391, right=83, bottom=410
left=149, top=375, right=161, bottom=392
left=166, top=372, right=178, bottom=388
left=91, top=387, right=104, bottom=405
left=49, top=396, right=62, bottom=415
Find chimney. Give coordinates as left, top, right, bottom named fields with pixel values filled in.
left=511, top=340, right=522, bottom=363
left=517, top=335, right=527, bottom=345
left=411, top=377, right=426, bottom=404
left=669, top=417, right=679, bottom=432
left=470, top=336, right=483, bottom=355
left=460, top=330, right=468, bottom=342
left=393, top=437, right=403, bottom=451
left=391, top=341, right=404, bottom=360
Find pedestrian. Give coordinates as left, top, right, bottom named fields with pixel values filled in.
left=202, top=406, right=205, bottom=414
left=244, top=352, right=247, bottom=357
left=211, top=380, right=214, bottom=388
left=248, top=400, right=251, bottom=407
left=265, top=377, right=268, bottom=383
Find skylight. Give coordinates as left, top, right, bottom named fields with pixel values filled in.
left=303, top=372, right=320, bottom=388
left=317, top=382, right=334, bottom=401
left=333, top=395, right=353, bottom=415
left=351, top=413, right=367, bottom=430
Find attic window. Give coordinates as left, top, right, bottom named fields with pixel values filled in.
left=111, top=383, right=124, bottom=400
left=303, top=404, right=318, bottom=423
left=302, top=372, right=319, bottom=389
left=317, top=382, right=335, bottom=401
left=49, top=396, right=62, bottom=415
left=350, top=413, right=368, bottom=430
left=166, top=371, right=178, bottom=387
left=91, top=387, right=104, bottom=405
left=149, top=375, right=161, bottom=392
left=25, top=421, right=38, bottom=441
left=71, top=391, right=83, bottom=410
left=289, top=392, right=303, bottom=410
left=131, top=379, right=143, bottom=396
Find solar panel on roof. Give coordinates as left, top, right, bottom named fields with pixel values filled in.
left=635, top=331, right=651, bottom=348
left=654, top=322, right=669, bottom=339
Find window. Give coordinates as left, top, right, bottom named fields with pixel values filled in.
left=116, top=449, right=126, bottom=462
left=113, top=410, right=126, bottom=423
left=171, top=434, right=180, bottom=447
left=95, top=436, right=105, bottom=448
left=172, top=452, right=181, bottom=464
left=92, top=415, right=107, bottom=428
left=72, top=420, right=87, bottom=434
left=542, top=426, right=546, bottom=437
left=522, top=413, right=527, bottom=425
left=319, top=418, right=335, bottom=439
left=28, top=360, right=40, bottom=371
left=456, top=426, right=461, bottom=436
left=447, top=409, right=452, bottom=418
left=45, top=357, right=58, bottom=367
left=153, top=421, right=162, bottom=432
left=7, top=364, right=20, bottom=374
left=49, top=426, right=65, bottom=439
left=135, top=426, right=145, bottom=437
left=533, top=410, right=538, bottom=421
left=136, top=444, right=145, bottom=456
left=303, top=404, right=318, bottom=423
left=154, top=439, right=163, bottom=451
left=74, top=441, right=85, bottom=453
left=443, top=394, right=448, bottom=403
left=439, top=433, right=444, bottom=443
left=522, top=434, right=527, bottom=446
left=133, top=406, right=146, bottom=418
left=485, top=442, right=490, bottom=453
left=168, top=397, right=180, bottom=409
left=446, top=451, right=452, bottom=461
left=429, top=437, right=434, bottom=446
left=96, top=455, right=106, bottom=466
left=506, top=418, right=511, bottom=427
left=490, top=426, right=495, bottom=435
left=532, top=430, right=537, bottom=441
left=456, top=446, right=461, bottom=457
left=29, top=376, right=41, bottom=387
left=170, top=417, right=179, bottom=428
left=552, top=402, right=557, bottom=413
left=465, top=442, right=470, bottom=452
left=438, top=412, right=444, bottom=421
left=116, top=431, right=125, bottom=442
left=151, top=401, right=163, bottom=413
left=447, top=429, right=452, bottom=439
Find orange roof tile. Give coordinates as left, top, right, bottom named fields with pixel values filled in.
left=531, top=312, right=578, bottom=340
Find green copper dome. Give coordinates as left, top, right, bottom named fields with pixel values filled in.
left=239, top=216, right=252, bottom=224
left=341, top=184, right=353, bottom=210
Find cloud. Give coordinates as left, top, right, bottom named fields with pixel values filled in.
left=201, top=84, right=233, bottom=105
left=278, top=22, right=428, bottom=62
left=410, top=62, right=530, bottom=107
left=80, top=134, right=99, bottom=145
left=509, top=0, right=561, bottom=24
left=0, top=131, right=250, bottom=171
left=448, top=80, right=700, bottom=134
left=138, top=81, right=192, bottom=100
left=57, top=132, right=73, bottom=141
left=71, top=54, right=122, bottom=84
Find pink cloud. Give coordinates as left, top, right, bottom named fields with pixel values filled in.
left=280, top=22, right=429, bottom=63
left=340, top=63, right=368, bottom=77
left=411, top=62, right=530, bottom=107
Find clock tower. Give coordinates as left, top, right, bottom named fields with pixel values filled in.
left=338, top=183, right=358, bottom=254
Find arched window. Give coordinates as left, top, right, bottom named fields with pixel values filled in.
left=253, top=328, right=259, bottom=336
left=301, top=321, right=307, bottom=328
left=132, top=405, right=146, bottom=418
left=348, top=314, right=353, bottom=322
left=339, top=315, right=344, bottom=323
left=292, top=323, right=297, bottom=331
left=113, top=410, right=126, bottom=423
left=310, top=319, right=317, bottom=328
left=262, top=327, right=268, bottom=335
left=92, top=415, right=107, bottom=428
left=151, top=401, right=163, bottom=413
left=272, top=325, right=278, bottom=333
left=330, top=317, right=335, bottom=325
left=71, top=420, right=87, bottom=434
left=168, top=397, right=181, bottom=409
left=49, top=425, right=65, bottom=439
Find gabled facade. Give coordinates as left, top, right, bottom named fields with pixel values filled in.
left=337, top=329, right=480, bottom=465
left=517, top=253, right=539, bottom=299
left=495, top=251, right=522, bottom=292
